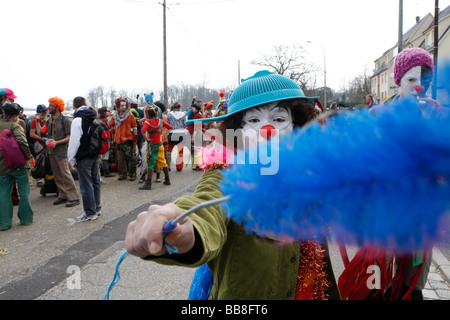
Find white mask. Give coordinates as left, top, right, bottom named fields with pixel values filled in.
left=400, top=66, right=427, bottom=97
left=241, top=103, right=293, bottom=147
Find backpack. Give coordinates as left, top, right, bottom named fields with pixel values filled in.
left=85, top=118, right=111, bottom=155
left=30, top=149, right=47, bottom=179
left=0, top=128, right=27, bottom=168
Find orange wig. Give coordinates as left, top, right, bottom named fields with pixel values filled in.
left=48, top=96, right=65, bottom=112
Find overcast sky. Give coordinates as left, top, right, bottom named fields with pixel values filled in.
left=2, top=0, right=450, bottom=111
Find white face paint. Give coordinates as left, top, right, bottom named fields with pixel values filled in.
left=241, top=103, right=294, bottom=147
left=400, top=66, right=423, bottom=97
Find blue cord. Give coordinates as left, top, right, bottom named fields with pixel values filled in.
left=103, top=238, right=177, bottom=300
left=103, top=250, right=129, bottom=300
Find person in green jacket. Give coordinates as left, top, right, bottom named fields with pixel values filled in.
left=0, top=103, right=33, bottom=230
left=125, top=71, right=341, bottom=300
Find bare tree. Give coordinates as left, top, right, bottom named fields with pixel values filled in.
left=251, top=44, right=318, bottom=90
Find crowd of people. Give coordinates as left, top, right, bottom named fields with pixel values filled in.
left=0, top=89, right=230, bottom=229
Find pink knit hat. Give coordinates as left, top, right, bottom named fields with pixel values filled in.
left=394, top=48, right=434, bottom=86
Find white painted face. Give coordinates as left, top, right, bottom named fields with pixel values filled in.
left=241, top=102, right=294, bottom=146
left=400, top=66, right=424, bottom=97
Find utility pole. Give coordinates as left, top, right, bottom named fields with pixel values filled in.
left=398, top=0, right=403, bottom=53
left=162, top=0, right=168, bottom=108
left=433, top=0, right=440, bottom=99
left=238, top=60, right=241, bottom=85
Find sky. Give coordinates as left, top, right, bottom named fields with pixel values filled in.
left=2, top=0, right=450, bottom=112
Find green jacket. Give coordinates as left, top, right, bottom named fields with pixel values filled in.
left=0, top=119, right=31, bottom=175
left=149, top=169, right=340, bottom=300
left=45, top=114, right=72, bottom=159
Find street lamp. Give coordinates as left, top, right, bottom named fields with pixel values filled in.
left=307, top=40, right=327, bottom=108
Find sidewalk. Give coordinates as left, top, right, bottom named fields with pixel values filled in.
left=37, top=240, right=450, bottom=300
left=425, top=247, right=450, bottom=300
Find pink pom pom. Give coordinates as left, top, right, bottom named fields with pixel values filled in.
left=47, top=139, right=56, bottom=149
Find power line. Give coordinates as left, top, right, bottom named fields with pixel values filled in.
left=168, top=9, right=229, bottom=67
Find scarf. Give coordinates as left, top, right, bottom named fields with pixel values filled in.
left=114, top=111, right=130, bottom=128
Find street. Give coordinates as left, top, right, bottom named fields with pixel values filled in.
left=0, top=161, right=449, bottom=300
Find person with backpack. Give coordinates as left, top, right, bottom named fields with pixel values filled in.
left=68, top=96, right=103, bottom=222
left=0, top=103, right=33, bottom=231
left=44, top=96, right=80, bottom=207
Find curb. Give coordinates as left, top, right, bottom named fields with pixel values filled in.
left=432, top=247, right=450, bottom=284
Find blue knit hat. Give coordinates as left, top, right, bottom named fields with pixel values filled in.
left=185, top=70, right=318, bottom=125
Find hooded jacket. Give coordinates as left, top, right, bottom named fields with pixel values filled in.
left=68, top=106, right=98, bottom=166
left=167, top=110, right=187, bottom=130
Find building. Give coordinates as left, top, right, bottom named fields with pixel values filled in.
left=370, top=5, right=450, bottom=103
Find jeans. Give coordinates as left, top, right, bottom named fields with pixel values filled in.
left=0, top=168, right=34, bottom=228
left=77, top=157, right=101, bottom=216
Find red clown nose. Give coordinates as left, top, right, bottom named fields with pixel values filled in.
left=415, top=85, right=425, bottom=93
left=260, top=125, right=276, bottom=140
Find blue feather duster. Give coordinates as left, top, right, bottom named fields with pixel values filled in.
left=220, top=87, right=450, bottom=252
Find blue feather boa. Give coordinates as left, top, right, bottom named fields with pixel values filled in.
left=220, top=92, right=450, bottom=252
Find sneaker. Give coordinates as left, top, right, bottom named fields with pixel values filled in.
left=76, top=213, right=98, bottom=222
left=104, top=172, right=115, bottom=178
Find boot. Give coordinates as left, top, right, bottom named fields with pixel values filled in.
left=139, top=169, right=153, bottom=190
left=166, top=152, right=172, bottom=171
left=163, top=167, right=171, bottom=185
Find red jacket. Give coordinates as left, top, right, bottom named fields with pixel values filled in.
left=141, top=118, right=173, bottom=145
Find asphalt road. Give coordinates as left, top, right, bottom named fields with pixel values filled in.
left=0, top=162, right=204, bottom=300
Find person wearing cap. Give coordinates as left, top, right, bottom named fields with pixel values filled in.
left=44, top=97, right=80, bottom=208
left=0, top=88, right=18, bottom=118
left=29, top=104, right=49, bottom=155
left=125, top=70, right=340, bottom=300
left=0, top=103, right=33, bottom=231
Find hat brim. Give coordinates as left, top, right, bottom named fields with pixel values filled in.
left=185, top=95, right=319, bottom=125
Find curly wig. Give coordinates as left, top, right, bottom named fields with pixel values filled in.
left=48, top=96, right=65, bottom=112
